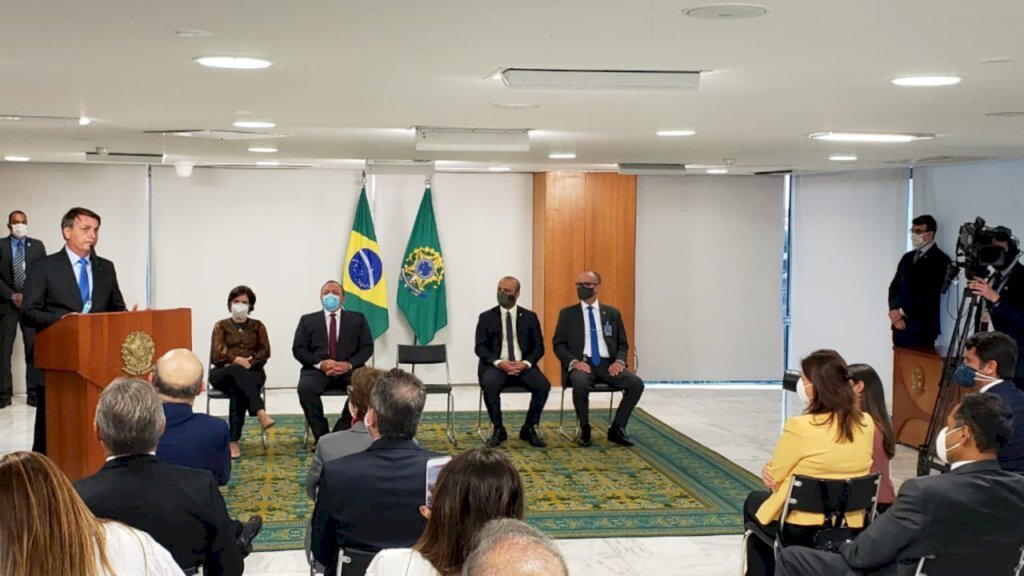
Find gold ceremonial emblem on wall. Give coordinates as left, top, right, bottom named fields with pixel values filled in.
left=121, top=331, right=156, bottom=376
left=911, top=365, right=926, bottom=396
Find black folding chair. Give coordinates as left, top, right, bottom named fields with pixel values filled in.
left=913, top=543, right=1024, bottom=576
left=557, top=382, right=620, bottom=441
left=476, top=384, right=545, bottom=442
left=396, top=344, right=456, bottom=446
left=306, top=546, right=377, bottom=576
left=740, top=473, right=880, bottom=575
left=303, top=387, right=349, bottom=448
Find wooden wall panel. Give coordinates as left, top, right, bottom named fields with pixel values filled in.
left=533, top=172, right=636, bottom=385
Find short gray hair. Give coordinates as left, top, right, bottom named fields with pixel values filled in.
left=369, top=368, right=426, bottom=440
left=95, top=378, right=165, bottom=456
left=462, top=519, right=567, bottom=576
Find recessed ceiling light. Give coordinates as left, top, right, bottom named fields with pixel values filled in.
left=78, top=116, right=92, bottom=126
left=233, top=120, right=276, bottom=129
left=488, top=166, right=512, bottom=172
left=493, top=103, right=540, bottom=110
left=194, top=56, right=273, bottom=70
left=256, top=160, right=280, bottom=167
left=809, top=131, right=933, bottom=143
left=4, top=156, right=30, bottom=162
left=175, top=29, right=213, bottom=38
left=247, top=146, right=278, bottom=153
left=685, top=4, right=768, bottom=19
left=656, top=130, right=696, bottom=137
left=706, top=168, right=728, bottom=174
left=548, top=152, right=577, bottom=160
left=829, top=154, right=858, bottom=161
left=891, top=76, right=961, bottom=87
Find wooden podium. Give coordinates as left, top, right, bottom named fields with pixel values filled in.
left=892, top=346, right=979, bottom=448
left=35, top=309, right=191, bottom=481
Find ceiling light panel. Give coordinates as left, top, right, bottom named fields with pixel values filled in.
left=809, top=131, right=934, bottom=143
left=195, top=56, right=272, bottom=70
left=415, top=127, right=530, bottom=152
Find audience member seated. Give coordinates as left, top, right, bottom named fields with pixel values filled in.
left=311, top=368, right=440, bottom=575
left=461, top=519, right=568, bottom=576
left=848, top=363, right=897, bottom=511
left=960, top=331, right=1024, bottom=473
left=306, top=366, right=381, bottom=500
left=209, top=284, right=274, bottom=459
left=744, top=349, right=875, bottom=576
left=294, top=280, right=374, bottom=444
left=0, top=450, right=184, bottom=576
left=367, top=447, right=526, bottom=576
left=777, top=393, right=1024, bottom=576
left=154, top=348, right=232, bottom=485
left=75, top=377, right=255, bottom=576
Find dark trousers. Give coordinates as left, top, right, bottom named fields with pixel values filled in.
left=297, top=369, right=353, bottom=441
left=28, top=336, right=45, bottom=453
left=480, top=365, right=551, bottom=429
left=567, top=362, right=644, bottom=429
left=1015, top=375, right=1024, bottom=394
left=210, top=365, right=267, bottom=441
left=0, top=309, right=42, bottom=402
left=744, top=491, right=820, bottom=576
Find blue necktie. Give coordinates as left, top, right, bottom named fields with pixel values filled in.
left=12, top=240, right=25, bottom=291
left=587, top=306, right=602, bottom=367
left=78, top=258, right=90, bottom=307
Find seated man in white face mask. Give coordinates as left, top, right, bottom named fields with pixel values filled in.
left=777, top=393, right=1024, bottom=576
left=957, top=331, right=1024, bottom=473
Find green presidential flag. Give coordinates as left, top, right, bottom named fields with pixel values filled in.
left=397, top=187, right=447, bottom=344
left=342, top=187, right=389, bottom=339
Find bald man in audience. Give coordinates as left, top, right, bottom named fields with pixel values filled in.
left=461, top=519, right=568, bottom=576
left=153, top=348, right=232, bottom=485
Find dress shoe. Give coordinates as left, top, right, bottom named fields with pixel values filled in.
left=519, top=426, right=547, bottom=448
left=578, top=424, right=592, bottom=447
left=237, top=515, right=263, bottom=556
left=486, top=426, right=508, bottom=447
left=607, top=424, right=635, bottom=447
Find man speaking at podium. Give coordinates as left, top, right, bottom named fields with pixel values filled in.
left=22, top=207, right=126, bottom=454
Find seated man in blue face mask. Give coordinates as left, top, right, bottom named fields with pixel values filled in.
left=294, top=280, right=374, bottom=446
left=957, top=331, right=1024, bottom=473
left=777, top=393, right=1024, bottom=576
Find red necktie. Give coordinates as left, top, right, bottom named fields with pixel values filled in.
left=328, top=313, right=338, bottom=360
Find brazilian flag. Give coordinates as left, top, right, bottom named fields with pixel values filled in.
left=343, top=187, right=389, bottom=339
left=397, top=187, right=447, bottom=344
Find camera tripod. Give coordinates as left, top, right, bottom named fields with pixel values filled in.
left=915, top=283, right=986, bottom=476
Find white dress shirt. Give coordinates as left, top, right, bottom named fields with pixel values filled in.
left=950, top=459, right=980, bottom=471
left=580, top=300, right=610, bottom=359
left=495, top=305, right=529, bottom=368
left=65, top=245, right=93, bottom=304
left=315, top=308, right=343, bottom=370
left=979, top=378, right=1004, bottom=394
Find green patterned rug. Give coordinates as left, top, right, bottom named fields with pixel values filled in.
left=223, top=408, right=761, bottom=552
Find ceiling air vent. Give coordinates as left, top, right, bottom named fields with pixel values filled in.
left=498, top=69, right=701, bottom=91
left=85, top=151, right=165, bottom=164
left=617, top=163, right=689, bottom=176
left=146, top=129, right=286, bottom=141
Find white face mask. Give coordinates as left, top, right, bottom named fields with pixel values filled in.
left=797, top=377, right=813, bottom=406
left=936, top=426, right=963, bottom=464
left=10, top=223, right=28, bottom=239
left=230, top=302, right=249, bottom=321
left=910, top=233, right=926, bottom=249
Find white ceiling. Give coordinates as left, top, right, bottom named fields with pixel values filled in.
left=3, top=0, right=1024, bottom=174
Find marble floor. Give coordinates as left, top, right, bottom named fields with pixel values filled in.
left=0, top=386, right=920, bottom=576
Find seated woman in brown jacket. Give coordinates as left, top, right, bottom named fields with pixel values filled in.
left=210, top=285, right=273, bottom=458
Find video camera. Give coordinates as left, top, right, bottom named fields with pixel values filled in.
left=943, top=217, right=1020, bottom=289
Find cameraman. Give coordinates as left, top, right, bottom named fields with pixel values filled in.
left=888, top=215, right=951, bottom=348
left=968, top=227, right=1024, bottom=391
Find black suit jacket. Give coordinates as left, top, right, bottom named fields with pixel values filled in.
left=0, top=235, right=45, bottom=314
left=838, top=460, right=1024, bottom=575
left=311, top=439, right=441, bottom=570
left=74, top=454, right=243, bottom=576
left=887, top=246, right=951, bottom=343
left=990, top=262, right=1024, bottom=379
left=552, top=301, right=629, bottom=378
left=292, top=309, right=373, bottom=371
left=474, top=305, right=545, bottom=374
left=20, top=249, right=126, bottom=330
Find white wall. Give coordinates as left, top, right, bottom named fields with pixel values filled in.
left=635, top=175, right=785, bottom=382
left=150, top=167, right=532, bottom=387
left=0, top=163, right=150, bottom=393
left=914, top=160, right=1024, bottom=350
left=789, top=169, right=909, bottom=408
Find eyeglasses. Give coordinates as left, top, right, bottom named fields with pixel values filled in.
left=575, top=282, right=599, bottom=288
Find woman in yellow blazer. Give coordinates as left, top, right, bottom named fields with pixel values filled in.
left=743, top=349, right=874, bottom=576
